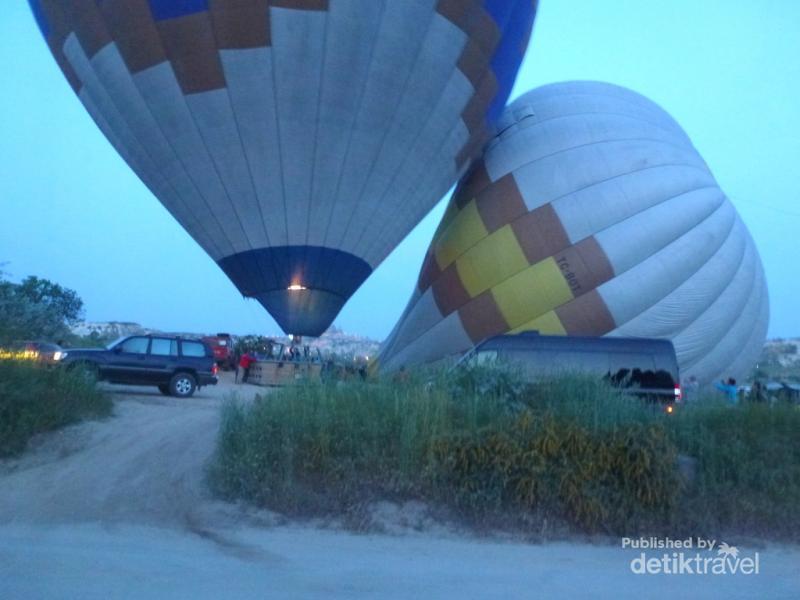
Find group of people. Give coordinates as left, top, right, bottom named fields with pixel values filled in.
left=233, top=343, right=318, bottom=384
left=712, top=377, right=776, bottom=404
left=679, top=376, right=779, bottom=405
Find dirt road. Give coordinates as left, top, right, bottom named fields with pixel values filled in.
left=0, top=372, right=259, bottom=526
left=1, top=375, right=798, bottom=599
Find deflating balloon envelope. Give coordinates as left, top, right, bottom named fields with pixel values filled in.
left=30, top=0, right=537, bottom=335
left=380, top=81, right=769, bottom=384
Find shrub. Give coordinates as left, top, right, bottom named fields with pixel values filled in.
left=208, top=372, right=800, bottom=538
left=208, top=373, right=681, bottom=534
left=0, top=360, right=112, bottom=457
left=667, top=400, right=800, bottom=539
left=428, top=414, right=678, bottom=533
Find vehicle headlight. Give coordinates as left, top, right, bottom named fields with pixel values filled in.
left=53, top=351, right=67, bottom=361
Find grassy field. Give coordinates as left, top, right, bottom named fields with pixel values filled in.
left=668, top=400, right=800, bottom=538
left=208, top=367, right=800, bottom=539
left=0, top=361, right=112, bottom=458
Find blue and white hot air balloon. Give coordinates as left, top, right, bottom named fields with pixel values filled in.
left=30, top=0, right=537, bottom=335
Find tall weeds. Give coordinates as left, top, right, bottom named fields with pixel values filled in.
left=0, top=361, right=111, bottom=457
left=208, top=369, right=800, bottom=538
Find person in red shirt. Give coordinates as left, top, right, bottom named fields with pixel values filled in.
left=237, top=352, right=255, bottom=384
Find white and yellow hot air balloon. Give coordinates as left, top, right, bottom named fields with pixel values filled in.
left=380, top=81, right=769, bottom=384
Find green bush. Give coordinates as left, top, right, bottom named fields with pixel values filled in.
left=209, top=373, right=800, bottom=539
left=208, top=373, right=682, bottom=533
left=667, top=400, right=800, bottom=539
left=0, top=360, right=112, bottom=457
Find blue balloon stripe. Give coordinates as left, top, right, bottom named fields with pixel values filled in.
left=488, top=0, right=536, bottom=121
left=482, top=0, right=514, bottom=26
left=28, top=0, right=50, bottom=37
left=147, top=0, right=209, bottom=22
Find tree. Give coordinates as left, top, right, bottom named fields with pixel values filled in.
left=0, top=273, right=84, bottom=344
left=15, top=276, right=83, bottom=325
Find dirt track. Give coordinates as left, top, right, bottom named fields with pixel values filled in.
left=1, top=374, right=798, bottom=599
left=0, top=372, right=260, bottom=527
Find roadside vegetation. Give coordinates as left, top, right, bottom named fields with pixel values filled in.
left=669, top=401, right=800, bottom=539
left=0, top=360, right=111, bottom=458
left=0, top=270, right=112, bottom=458
left=0, top=272, right=84, bottom=346
left=208, top=366, right=800, bottom=539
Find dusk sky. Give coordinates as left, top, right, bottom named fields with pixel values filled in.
left=1, top=1, right=798, bottom=340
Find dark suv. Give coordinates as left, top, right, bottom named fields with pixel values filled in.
left=58, top=335, right=218, bottom=397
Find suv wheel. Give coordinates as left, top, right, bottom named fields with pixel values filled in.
left=158, top=384, right=171, bottom=396
left=169, top=372, right=197, bottom=398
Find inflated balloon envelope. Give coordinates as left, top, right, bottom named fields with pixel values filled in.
left=380, top=81, right=769, bottom=384
left=30, top=0, right=537, bottom=336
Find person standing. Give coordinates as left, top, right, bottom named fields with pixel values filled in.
left=715, top=377, right=738, bottom=404
left=238, top=352, right=254, bottom=384
left=750, top=379, right=766, bottom=403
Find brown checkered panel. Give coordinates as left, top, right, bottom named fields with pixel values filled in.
left=459, top=291, right=510, bottom=343
left=97, top=0, right=168, bottom=74
left=552, top=237, right=615, bottom=297
left=510, top=204, right=571, bottom=264
left=432, top=264, right=471, bottom=316
left=475, top=173, right=527, bottom=232
left=157, top=13, right=226, bottom=93
left=210, top=0, right=271, bottom=49
left=555, top=290, right=617, bottom=336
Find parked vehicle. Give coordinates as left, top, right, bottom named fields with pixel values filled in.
left=57, top=335, right=218, bottom=397
left=0, top=341, right=65, bottom=365
left=201, top=333, right=235, bottom=370
left=458, top=332, right=682, bottom=411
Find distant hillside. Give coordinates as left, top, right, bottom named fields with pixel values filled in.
left=70, top=321, right=152, bottom=340
left=293, top=326, right=380, bottom=360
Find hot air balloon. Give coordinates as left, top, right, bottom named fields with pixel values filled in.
left=30, top=0, right=537, bottom=336
left=380, top=81, right=769, bottom=384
